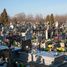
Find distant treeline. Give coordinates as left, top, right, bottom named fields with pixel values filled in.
left=0, top=8, right=67, bottom=25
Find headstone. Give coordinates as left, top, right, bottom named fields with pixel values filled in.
left=60, top=42, right=65, bottom=48
left=45, top=30, right=48, bottom=39
left=55, top=21, right=58, bottom=28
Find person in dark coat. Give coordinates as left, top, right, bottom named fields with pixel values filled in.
left=6, top=32, right=14, bottom=47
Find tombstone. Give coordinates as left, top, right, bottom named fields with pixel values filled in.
left=60, top=42, right=65, bottom=48
left=45, top=22, right=49, bottom=40
left=21, top=39, right=32, bottom=52
left=55, top=21, right=58, bottom=28
left=10, top=22, right=14, bottom=29
left=45, top=30, right=48, bottom=40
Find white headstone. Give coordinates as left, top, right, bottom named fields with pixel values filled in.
left=45, top=30, right=48, bottom=39
left=55, top=21, right=58, bottom=28
left=10, top=22, right=14, bottom=29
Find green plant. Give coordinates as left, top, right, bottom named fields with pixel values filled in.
left=43, top=48, right=49, bottom=51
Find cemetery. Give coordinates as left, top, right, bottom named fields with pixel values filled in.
left=0, top=9, right=67, bottom=67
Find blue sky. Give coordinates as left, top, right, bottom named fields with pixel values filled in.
left=0, top=0, right=67, bottom=16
